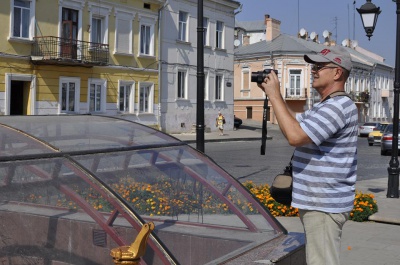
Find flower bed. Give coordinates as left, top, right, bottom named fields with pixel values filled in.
left=350, top=191, right=378, bottom=222
left=244, top=181, right=378, bottom=222
left=24, top=179, right=378, bottom=222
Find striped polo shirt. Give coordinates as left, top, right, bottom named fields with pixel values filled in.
left=292, top=95, right=358, bottom=213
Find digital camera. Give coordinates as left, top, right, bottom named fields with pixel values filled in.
left=251, top=69, right=278, bottom=84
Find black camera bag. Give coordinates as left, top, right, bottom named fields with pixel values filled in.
left=270, top=163, right=292, bottom=206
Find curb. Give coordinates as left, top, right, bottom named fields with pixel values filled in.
left=368, top=214, right=400, bottom=225
left=178, top=136, right=272, bottom=144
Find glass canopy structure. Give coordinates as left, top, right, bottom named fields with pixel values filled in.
left=0, top=115, right=299, bottom=265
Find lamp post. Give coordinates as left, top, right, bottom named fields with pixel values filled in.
left=196, top=0, right=205, bottom=153
left=358, top=0, right=399, bottom=198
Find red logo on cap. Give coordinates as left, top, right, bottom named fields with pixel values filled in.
left=333, top=57, right=342, bottom=64
left=320, top=49, right=331, bottom=55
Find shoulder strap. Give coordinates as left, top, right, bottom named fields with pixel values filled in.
left=322, top=91, right=350, bottom=103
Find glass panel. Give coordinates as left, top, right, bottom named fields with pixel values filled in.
left=96, top=84, right=101, bottom=111
left=0, top=126, right=56, bottom=157
left=73, top=146, right=278, bottom=264
left=203, top=17, right=208, bottom=45
left=69, top=82, right=75, bottom=111
left=91, top=18, right=102, bottom=43
left=140, top=25, right=145, bottom=53
left=90, top=84, right=95, bottom=111
left=179, top=12, right=187, bottom=41
left=140, top=86, right=149, bottom=113
left=216, top=21, right=223, bottom=48
left=21, top=8, right=29, bottom=37
left=0, top=116, right=180, bottom=152
left=362, top=13, right=375, bottom=28
left=216, top=75, right=222, bottom=100
left=119, top=85, right=125, bottom=111
left=0, top=116, right=286, bottom=265
left=178, top=72, right=185, bottom=98
left=145, top=26, right=150, bottom=53
left=13, top=8, right=21, bottom=37
left=15, top=0, right=30, bottom=8
left=0, top=157, right=165, bottom=265
left=61, top=83, right=67, bottom=111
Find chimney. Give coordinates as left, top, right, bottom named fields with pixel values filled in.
left=265, top=14, right=281, bottom=41
left=243, top=35, right=250, bottom=46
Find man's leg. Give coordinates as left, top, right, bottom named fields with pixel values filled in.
left=299, top=209, right=349, bottom=265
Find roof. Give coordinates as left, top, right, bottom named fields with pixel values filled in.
left=234, top=34, right=393, bottom=69
left=235, top=20, right=265, bottom=32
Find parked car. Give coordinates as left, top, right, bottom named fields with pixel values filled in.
left=381, top=123, right=400, bottom=155
left=359, top=122, right=380, bottom=137
left=368, top=122, right=389, bottom=146
left=234, top=115, right=242, bottom=129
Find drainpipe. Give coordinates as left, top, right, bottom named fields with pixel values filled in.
left=157, top=1, right=169, bottom=132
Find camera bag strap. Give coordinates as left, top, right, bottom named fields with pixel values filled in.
left=261, top=97, right=268, bottom=155
left=322, top=91, right=350, bottom=102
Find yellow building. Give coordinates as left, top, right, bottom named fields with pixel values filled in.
left=0, top=0, right=163, bottom=128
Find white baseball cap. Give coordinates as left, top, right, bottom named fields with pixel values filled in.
left=304, top=46, right=352, bottom=71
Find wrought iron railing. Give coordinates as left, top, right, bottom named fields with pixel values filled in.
left=349, top=91, right=370, bottom=103
left=31, top=36, right=109, bottom=65
left=285, top=87, right=307, bottom=99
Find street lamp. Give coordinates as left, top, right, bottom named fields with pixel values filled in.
left=196, top=0, right=205, bottom=153
left=358, top=0, right=399, bottom=198
left=357, top=0, right=381, bottom=40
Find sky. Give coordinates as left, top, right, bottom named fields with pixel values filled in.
left=235, top=0, right=396, bottom=67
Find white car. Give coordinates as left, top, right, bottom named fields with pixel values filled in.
left=359, top=122, right=380, bottom=137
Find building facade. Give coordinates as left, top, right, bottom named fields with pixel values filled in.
left=1, top=0, right=163, bottom=127
left=234, top=15, right=394, bottom=124
left=159, top=0, right=241, bottom=133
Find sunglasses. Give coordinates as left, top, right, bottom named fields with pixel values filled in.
left=311, top=64, right=338, bottom=72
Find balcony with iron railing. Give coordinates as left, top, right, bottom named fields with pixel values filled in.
left=31, top=36, right=109, bottom=66
left=349, top=91, right=370, bottom=104
left=285, top=87, right=307, bottom=100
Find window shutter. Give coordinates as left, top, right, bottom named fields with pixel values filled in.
left=117, top=18, right=130, bottom=53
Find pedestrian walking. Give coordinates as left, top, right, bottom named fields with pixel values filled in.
left=216, top=112, right=225, bottom=136
left=258, top=46, right=358, bottom=265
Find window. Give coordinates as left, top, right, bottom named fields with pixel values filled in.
left=204, top=71, right=209, bottom=100
left=177, top=70, right=187, bottom=99
left=242, top=70, right=249, bottom=90
left=88, top=3, right=111, bottom=45
left=88, top=79, right=106, bottom=112
left=11, top=0, right=35, bottom=39
left=355, top=78, right=359, bottom=92
left=59, top=77, right=80, bottom=113
left=139, top=83, right=153, bottom=113
left=91, top=17, right=103, bottom=43
left=178, top=11, right=188, bottom=41
left=216, top=21, right=224, bottom=49
left=215, top=74, right=223, bottom=100
left=138, top=15, right=155, bottom=56
left=115, top=11, right=133, bottom=54
left=289, top=70, right=301, bottom=97
left=203, top=17, right=209, bottom=46
left=242, top=69, right=250, bottom=98
left=140, top=25, right=151, bottom=54
left=119, top=81, right=134, bottom=113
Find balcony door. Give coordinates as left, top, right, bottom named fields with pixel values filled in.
left=61, top=8, right=78, bottom=59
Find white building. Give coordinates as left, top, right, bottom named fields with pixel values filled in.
left=159, top=0, right=241, bottom=133
left=233, top=15, right=394, bottom=124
